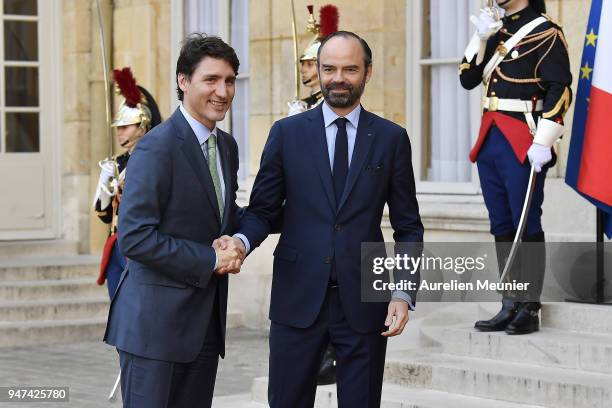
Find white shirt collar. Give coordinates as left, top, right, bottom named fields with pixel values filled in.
left=179, top=104, right=216, bottom=146
left=322, top=101, right=361, bottom=129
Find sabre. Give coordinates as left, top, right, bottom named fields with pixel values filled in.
left=108, top=371, right=121, bottom=401
left=499, top=165, right=537, bottom=283
left=94, top=0, right=113, bottom=159
left=290, top=0, right=300, bottom=100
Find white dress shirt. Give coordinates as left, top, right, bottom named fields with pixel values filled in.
left=322, top=101, right=361, bottom=168
left=179, top=104, right=226, bottom=201
left=179, top=104, right=226, bottom=269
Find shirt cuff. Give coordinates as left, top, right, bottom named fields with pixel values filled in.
left=233, top=233, right=251, bottom=254
left=213, top=247, right=218, bottom=270
left=392, top=290, right=415, bottom=311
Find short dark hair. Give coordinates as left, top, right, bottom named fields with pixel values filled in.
left=317, top=31, right=373, bottom=68
left=176, top=33, right=240, bottom=101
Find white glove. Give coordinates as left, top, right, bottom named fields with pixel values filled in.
left=93, top=161, right=117, bottom=209
left=287, top=100, right=308, bottom=116
left=527, top=143, right=552, bottom=173
left=470, top=9, right=503, bottom=40
left=99, top=161, right=115, bottom=184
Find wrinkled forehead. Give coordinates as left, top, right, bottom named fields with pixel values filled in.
left=318, top=36, right=366, bottom=68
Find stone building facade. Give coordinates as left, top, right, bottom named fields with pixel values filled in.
left=0, top=0, right=604, bottom=326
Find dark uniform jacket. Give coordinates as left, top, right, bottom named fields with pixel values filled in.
left=459, top=5, right=572, bottom=162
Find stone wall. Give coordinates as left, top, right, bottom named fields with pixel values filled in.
left=62, top=0, right=95, bottom=252
left=248, top=0, right=407, bottom=176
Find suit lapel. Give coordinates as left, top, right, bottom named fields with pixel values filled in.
left=216, top=129, right=233, bottom=232
left=337, top=108, right=375, bottom=213
left=172, top=109, right=222, bottom=227
left=306, top=105, right=337, bottom=213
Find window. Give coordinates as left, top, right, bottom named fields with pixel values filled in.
left=179, top=0, right=249, bottom=181
left=408, top=0, right=483, bottom=194
left=1, top=0, right=39, bottom=153
left=230, top=0, right=249, bottom=181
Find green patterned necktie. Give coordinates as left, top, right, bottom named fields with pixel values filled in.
left=206, top=134, right=224, bottom=220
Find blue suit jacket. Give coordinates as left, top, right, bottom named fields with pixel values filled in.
left=239, top=104, right=423, bottom=333
left=104, top=108, right=241, bottom=362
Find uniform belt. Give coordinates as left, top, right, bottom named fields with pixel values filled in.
left=483, top=97, right=543, bottom=113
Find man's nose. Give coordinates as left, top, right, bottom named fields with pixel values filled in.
left=332, top=69, right=344, bottom=83
left=215, top=82, right=227, bottom=99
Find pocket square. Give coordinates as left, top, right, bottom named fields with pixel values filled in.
left=366, top=164, right=384, bottom=171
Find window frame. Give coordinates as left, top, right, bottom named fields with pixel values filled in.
left=0, top=0, right=63, bottom=239
left=406, top=0, right=483, bottom=195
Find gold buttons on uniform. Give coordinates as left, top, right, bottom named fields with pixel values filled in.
left=493, top=78, right=498, bottom=83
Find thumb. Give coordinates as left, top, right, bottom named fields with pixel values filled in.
left=385, top=305, right=395, bottom=327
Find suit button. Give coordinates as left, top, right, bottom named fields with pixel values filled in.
left=334, top=224, right=341, bottom=231
left=324, top=256, right=332, bottom=264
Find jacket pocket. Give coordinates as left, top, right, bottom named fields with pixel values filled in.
left=135, top=269, right=188, bottom=288
left=273, top=244, right=298, bottom=263
left=365, top=163, right=384, bottom=172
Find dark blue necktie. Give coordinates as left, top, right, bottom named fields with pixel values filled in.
left=332, top=117, right=349, bottom=206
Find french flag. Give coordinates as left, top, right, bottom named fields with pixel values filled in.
left=566, top=0, right=612, bottom=238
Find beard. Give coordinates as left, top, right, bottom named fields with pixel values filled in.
left=321, top=76, right=366, bottom=108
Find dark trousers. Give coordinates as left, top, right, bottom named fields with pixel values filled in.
left=268, top=287, right=387, bottom=408
left=476, top=126, right=547, bottom=236
left=117, top=293, right=221, bottom=408
left=478, top=127, right=547, bottom=301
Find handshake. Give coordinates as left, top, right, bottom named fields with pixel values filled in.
left=212, top=236, right=246, bottom=275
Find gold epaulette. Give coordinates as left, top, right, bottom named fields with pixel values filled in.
left=543, top=87, right=572, bottom=119
left=541, top=13, right=562, bottom=29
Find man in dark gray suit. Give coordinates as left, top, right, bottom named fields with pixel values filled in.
left=104, top=34, right=245, bottom=408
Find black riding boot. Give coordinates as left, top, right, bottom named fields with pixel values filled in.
left=475, top=233, right=518, bottom=331
left=505, top=301, right=541, bottom=334
left=475, top=298, right=519, bottom=331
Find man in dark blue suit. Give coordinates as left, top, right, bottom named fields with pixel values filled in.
left=104, top=34, right=245, bottom=408
left=223, top=31, right=423, bottom=407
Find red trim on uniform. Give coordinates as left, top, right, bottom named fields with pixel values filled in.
left=97, top=233, right=117, bottom=285
left=470, top=111, right=533, bottom=163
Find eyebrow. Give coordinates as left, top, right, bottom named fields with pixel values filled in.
left=320, top=64, right=360, bottom=69
left=203, top=74, right=237, bottom=81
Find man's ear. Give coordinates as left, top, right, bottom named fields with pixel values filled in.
left=177, top=73, right=189, bottom=93
left=365, top=64, right=373, bottom=83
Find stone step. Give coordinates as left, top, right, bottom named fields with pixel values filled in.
left=0, top=240, right=79, bottom=258
left=384, top=349, right=612, bottom=408
left=541, top=302, right=612, bottom=335
left=0, top=278, right=105, bottom=301
left=0, top=297, right=109, bottom=321
left=0, top=317, right=107, bottom=348
left=250, top=377, right=543, bottom=408
left=0, top=255, right=100, bottom=281
left=212, top=394, right=265, bottom=408
left=227, top=311, right=245, bottom=329
left=441, top=326, right=612, bottom=374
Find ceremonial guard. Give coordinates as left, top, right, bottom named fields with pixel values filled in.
left=459, top=0, right=572, bottom=334
left=287, top=4, right=338, bottom=116
left=93, top=68, right=161, bottom=298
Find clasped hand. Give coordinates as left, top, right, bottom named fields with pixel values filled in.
left=213, top=236, right=246, bottom=275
